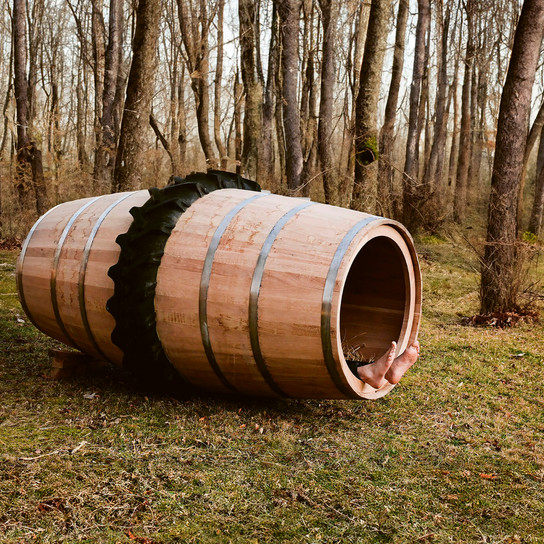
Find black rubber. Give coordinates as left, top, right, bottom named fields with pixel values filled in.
left=106, top=170, right=261, bottom=391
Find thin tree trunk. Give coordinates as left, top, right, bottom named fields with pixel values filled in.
left=300, top=3, right=318, bottom=198
left=275, top=0, right=304, bottom=193
left=214, top=0, right=228, bottom=170
left=177, top=0, right=217, bottom=169
left=94, top=0, right=122, bottom=191
left=13, top=0, right=47, bottom=216
left=76, top=54, right=89, bottom=168
left=234, top=72, right=243, bottom=175
left=527, top=123, right=544, bottom=236
left=318, top=0, right=338, bottom=205
left=239, top=0, right=263, bottom=178
left=261, top=3, right=279, bottom=186
left=402, top=0, right=430, bottom=230
left=0, top=38, right=13, bottom=158
left=453, top=1, right=475, bottom=224
left=378, top=0, right=408, bottom=218
left=480, top=0, right=544, bottom=313
left=91, top=0, right=106, bottom=167
left=423, top=1, right=450, bottom=204
left=112, top=0, right=161, bottom=192
left=516, top=98, right=544, bottom=228
left=447, top=61, right=460, bottom=200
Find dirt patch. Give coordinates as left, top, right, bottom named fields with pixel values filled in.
left=0, top=239, right=22, bottom=250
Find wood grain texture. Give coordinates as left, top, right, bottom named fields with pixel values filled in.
left=17, top=191, right=149, bottom=364
left=18, top=188, right=421, bottom=399
left=155, top=189, right=421, bottom=399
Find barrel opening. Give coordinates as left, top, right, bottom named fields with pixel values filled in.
left=340, top=236, right=407, bottom=364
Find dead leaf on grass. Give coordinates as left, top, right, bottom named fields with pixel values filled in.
left=479, top=473, right=497, bottom=480
left=126, top=529, right=161, bottom=543
left=38, top=498, right=67, bottom=514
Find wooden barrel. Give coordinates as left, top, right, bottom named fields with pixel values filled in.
left=17, top=177, right=421, bottom=400
left=16, top=191, right=150, bottom=364
left=154, top=189, right=421, bottom=400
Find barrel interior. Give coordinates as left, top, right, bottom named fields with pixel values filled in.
left=340, top=236, right=408, bottom=364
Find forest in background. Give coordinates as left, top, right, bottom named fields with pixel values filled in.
left=0, top=0, right=543, bottom=313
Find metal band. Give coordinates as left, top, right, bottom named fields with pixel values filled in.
left=79, top=192, right=137, bottom=363
left=51, top=196, right=102, bottom=348
left=321, top=216, right=379, bottom=398
left=248, top=201, right=316, bottom=397
left=199, top=193, right=267, bottom=392
left=16, top=204, right=62, bottom=330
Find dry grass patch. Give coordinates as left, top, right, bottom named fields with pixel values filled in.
left=1, top=242, right=544, bottom=543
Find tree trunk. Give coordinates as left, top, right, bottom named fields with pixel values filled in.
left=239, top=0, right=263, bottom=178
left=516, top=98, right=544, bottom=228
left=423, top=1, right=450, bottom=204
left=275, top=0, right=304, bottom=193
left=76, top=58, right=89, bottom=169
left=299, top=2, right=318, bottom=198
left=112, top=0, right=161, bottom=192
left=352, top=0, right=392, bottom=213
left=453, top=0, right=475, bottom=224
left=93, top=0, right=122, bottom=191
left=528, top=126, right=544, bottom=236
left=13, top=0, right=48, bottom=216
left=480, top=0, right=544, bottom=313
left=261, top=3, right=279, bottom=186
left=378, top=0, right=408, bottom=218
left=318, top=0, right=338, bottom=205
left=214, top=0, right=228, bottom=170
left=177, top=0, right=217, bottom=169
left=234, top=72, right=243, bottom=175
left=402, top=0, right=430, bottom=230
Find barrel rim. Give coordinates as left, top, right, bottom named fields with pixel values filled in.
left=326, top=219, right=422, bottom=400
left=16, top=203, right=63, bottom=331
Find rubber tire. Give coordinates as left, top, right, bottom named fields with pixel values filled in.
left=106, top=170, right=261, bottom=392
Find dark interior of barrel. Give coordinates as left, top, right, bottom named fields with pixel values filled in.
left=340, top=236, right=407, bottom=368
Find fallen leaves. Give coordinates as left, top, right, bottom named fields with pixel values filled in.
left=126, top=529, right=160, bottom=543
left=463, top=310, right=539, bottom=328
left=37, top=497, right=67, bottom=514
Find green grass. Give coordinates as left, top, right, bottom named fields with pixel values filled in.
left=1, top=243, right=543, bottom=543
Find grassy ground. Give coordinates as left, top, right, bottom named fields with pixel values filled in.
left=0, top=237, right=543, bottom=544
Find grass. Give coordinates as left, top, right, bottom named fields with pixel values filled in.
left=0, top=239, right=543, bottom=544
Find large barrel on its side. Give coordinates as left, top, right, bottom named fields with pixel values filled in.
left=17, top=173, right=421, bottom=400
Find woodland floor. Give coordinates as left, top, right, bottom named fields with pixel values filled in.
left=0, top=233, right=543, bottom=544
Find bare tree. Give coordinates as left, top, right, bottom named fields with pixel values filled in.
left=214, top=0, right=227, bottom=170
left=274, top=0, right=304, bottom=193
left=402, top=0, right=430, bottom=230
left=378, top=0, right=409, bottom=218
left=317, top=0, right=338, bottom=204
left=113, top=0, right=161, bottom=191
left=239, top=0, right=263, bottom=178
left=261, top=3, right=279, bottom=186
left=423, top=0, right=450, bottom=201
left=93, top=0, right=122, bottom=190
left=12, top=0, right=48, bottom=216
left=177, top=0, right=217, bottom=169
left=480, top=0, right=544, bottom=313
left=528, top=127, right=544, bottom=236
left=351, top=0, right=392, bottom=213
left=453, top=0, right=476, bottom=224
